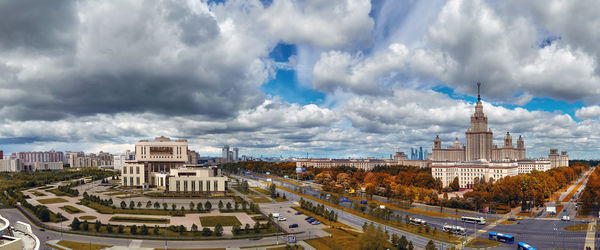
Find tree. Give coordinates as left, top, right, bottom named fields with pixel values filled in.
left=405, top=214, right=410, bottom=225
left=450, top=177, right=460, bottom=192
left=191, top=224, right=198, bottom=233
left=141, top=224, right=148, bottom=235
left=70, top=218, right=81, bottom=230
left=181, top=205, right=185, bottom=212
left=244, top=223, right=250, bottom=234
left=425, top=240, right=437, bottom=250
left=215, top=223, right=224, bottom=236
left=232, top=225, right=241, bottom=235
left=269, top=184, right=277, bottom=198
left=146, top=201, right=152, bottom=208
left=398, top=235, right=408, bottom=250
left=391, top=233, right=400, bottom=247
left=120, top=201, right=127, bottom=209
left=118, top=225, right=124, bottom=234
left=162, top=202, right=168, bottom=210
left=189, top=201, right=195, bottom=210
left=130, top=225, right=138, bottom=235
left=179, top=225, right=185, bottom=235
left=137, top=201, right=142, bottom=208
left=39, top=209, right=50, bottom=222
left=253, top=221, right=260, bottom=233
left=358, top=223, right=388, bottom=250
left=234, top=202, right=239, bottom=210
left=408, top=241, right=414, bottom=250
left=242, top=201, right=247, bottom=210
left=205, top=201, right=212, bottom=211
left=129, top=200, right=135, bottom=209
left=218, top=200, right=224, bottom=210
left=197, top=202, right=204, bottom=212
left=202, top=227, right=212, bottom=236
left=154, top=201, right=160, bottom=209
left=82, top=220, right=89, bottom=231
left=107, top=223, right=114, bottom=233
left=94, top=220, right=101, bottom=232
left=153, top=225, right=160, bottom=235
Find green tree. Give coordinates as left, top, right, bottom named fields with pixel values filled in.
left=202, top=227, right=212, bottom=236
left=191, top=223, right=198, bottom=233
left=196, top=202, right=203, bottom=212
left=215, top=223, right=224, bottom=236
left=408, top=241, right=414, bottom=250
left=425, top=240, right=437, bottom=250
left=232, top=225, right=241, bottom=235
left=253, top=221, right=260, bottom=233
left=129, top=200, right=135, bottom=209
left=162, top=202, right=168, bottom=210
left=70, top=218, right=80, bottom=230
left=154, top=201, right=160, bottom=209
left=398, top=235, right=409, bottom=250
left=205, top=201, right=212, bottom=211
left=391, top=233, right=400, bottom=247
left=172, top=204, right=177, bottom=211
left=82, top=220, right=89, bottom=231
left=107, top=223, right=114, bottom=233
left=141, top=224, right=148, bottom=235
left=358, top=223, right=388, bottom=250
left=153, top=225, right=160, bottom=235
left=244, top=223, right=250, bottom=234
left=179, top=225, right=185, bottom=235
left=146, top=201, right=152, bottom=208
left=404, top=214, right=410, bottom=225
left=118, top=225, right=124, bottom=234
left=269, top=184, right=277, bottom=198
left=39, top=209, right=50, bottom=222
left=137, top=201, right=142, bottom=208
left=94, top=220, right=101, bottom=232
left=234, top=202, right=239, bottom=210
left=450, top=177, right=460, bottom=192
left=130, top=225, right=138, bottom=235
left=189, top=201, right=195, bottom=210
left=218, top=200, right=224, bottom=210
left=226, top=202, right=232, bottom=210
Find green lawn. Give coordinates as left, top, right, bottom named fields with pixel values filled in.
left=248, top=196, right=271, bottom=203
left=60, top=205, right=83, bottom=214
left=105, top=191, right=130, bottom=196
left=466, top=239, right=501, bottom=249
left=565, top=224, right=589, bottom=231
left=79, top=216, right=97, bottom=220
left=200, top=216, right=242, bottom=227
left=109, top=216, right=170, bottom=224
left=37, top=197, right=68, bottom=204
left=251, top=187, right=271, bottom=196
left=53, top=240, right=111, bottom=250
left=31, top=191, right=46, bottom=197
left=47, top=188, right=78, bottom=197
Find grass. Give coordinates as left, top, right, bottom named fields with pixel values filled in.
left=199, top=216, right=242, bottom=227
left=292, top=206, right=347, bottom=228
left=248, top=196, right=272, bottom=203
left=38, top=186, right=54, bottom=190
left=269, top=246, right=304, bottom=250
left=273, top=196, right=288, bottom=202
left=37, top=197, right=69, bottom=204
left=252, top=215, right=267, bottom=221
left=105, top=191, right=130, bottom=196
left=60, top=205, right=83, bottom=214
left=252, top=187, right=271, bottom=196
left=52, top=240, right=111, bottom=250
left=83, top=201, right=192, bottom=216
left=47, top=188, right=78, bottom=197
left=31, top=191, right=46, bottom=196
left=466, top=238, right=501, bottom=249
left=79, top=216, right=97, bottom=220
left=275, top=182, right=461, bottom=244
left=154, top=248, right=225, bottom=250
left=344, top=194, right=460, bottom=219
left=565, top=224, right=589, bottom=231
left=109, top=216, right=170, bottom=224
left=306, top=227, right=363, bottom=250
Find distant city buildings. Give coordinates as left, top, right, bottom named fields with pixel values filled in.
left=0, top=150, right=3, bottom=159
left=9, top=151, right=64, bottom=171
left=221, top=145, right=240, bottom=163
left=113, top=150, right=135, bottom=170
left=410, top=147, right=429, bottom=160
left=69, top=151, right=113, bottom=168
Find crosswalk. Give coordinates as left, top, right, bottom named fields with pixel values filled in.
left=584, top=219, right=596, bottom=250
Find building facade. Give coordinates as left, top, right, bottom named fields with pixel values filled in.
left=0, top=159, right=23, bottom=172
left=70, top=151, right=113, bottom=168
left=151, top=166, right=227, bottom=193
left=432, top=83, right=569, bottom=188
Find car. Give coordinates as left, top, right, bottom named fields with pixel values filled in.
left=561, top=216, right=570, bottom=221
left=515, top=217, right=522, bottom=220
left=307, top=218, right=316, bottom=223
left=295, top=211, right=303, bottom=215
left=278, top=217, right=287, bottom=221
left=289, top=224, right=299, bottom=228
left=311, top=221, right=321, bottom=225
left=305, top=216, right=313, bottom=221
left=507, top=218, right=516, bottom=221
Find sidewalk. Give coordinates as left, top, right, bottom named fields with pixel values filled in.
left=584, top=218, right=596, bottom=250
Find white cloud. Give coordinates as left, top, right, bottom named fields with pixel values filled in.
left=575, top=106, right=600, bottom=120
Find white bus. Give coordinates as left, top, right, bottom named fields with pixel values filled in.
left=409, top=217, right=427, bottom=226
left=461, top=216, right=486, bottom=225
left=443, top=225, right=466, bottom=235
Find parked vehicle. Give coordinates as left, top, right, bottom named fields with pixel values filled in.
left=341, top=197, right=349, bottom=202
left=561, top=216, right=570, bottom=221
left=295, top=211, right=303, bottom=215
left=409, top=217, right=427, bottom=226
left=311, top=221, right=321, bottom=225
left=272, top=213, right=280, bottom=218
left=307, top=218, right=316, bottom=223
left=305, top=216, right=313, bottom=221
left=278, top=217, right=287, bottom=221
left=289, top=224, right=298, bottom=228
left=360, top=200, right=368, bottom=205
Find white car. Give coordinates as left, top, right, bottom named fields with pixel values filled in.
left=561, top=216, right=570, bottom=221
left=278, top=217, right=287, bottom=221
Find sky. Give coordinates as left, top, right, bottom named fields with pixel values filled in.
left=1, top=0, right=600, bottom=159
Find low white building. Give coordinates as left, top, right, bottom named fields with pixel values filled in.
left=517, top=159, right=551, bottom=174
left=24, top=162, right=63, bottom=171
left=432, top=160, right=519, bottom=188
left=0, top=159, right=23, bottom=172
left=151, top=166, right=228, bottom=193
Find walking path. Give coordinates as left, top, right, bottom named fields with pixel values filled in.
left=584, top=218, right=595, bottom=250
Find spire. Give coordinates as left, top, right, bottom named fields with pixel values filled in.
left=477, top=82, right=481, bottom=102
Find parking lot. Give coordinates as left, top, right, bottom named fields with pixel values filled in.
left=260, top=202, right=329, bottom=240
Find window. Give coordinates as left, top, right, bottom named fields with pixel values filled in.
left=191, top=181, right=195, bottom=191
left=136, top=167, right=140, bottom=174
left=130, top=177, right=133, bottom=186
left=206, top=181, right=210, bottom=191
left=130, top=167, right=133, bottom=174
left=176, top=181, right=180, bottom=192
left=122, top=166, right=127, bottom=174
left=214, top=181, right=218, bottom=191
left=124, top=178, right=127, bottom=186
left=184, top=181, right=188, bottom=192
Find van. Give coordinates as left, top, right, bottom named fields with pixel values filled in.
left=272, top=213, right=280, bottom=218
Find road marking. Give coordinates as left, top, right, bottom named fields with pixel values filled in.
left=129, top=239, right=143, bottom=248
left=584, top=218, right=595, bottom=250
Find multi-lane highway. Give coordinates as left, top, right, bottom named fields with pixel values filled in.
left=235, top=167, right=597, bottom=250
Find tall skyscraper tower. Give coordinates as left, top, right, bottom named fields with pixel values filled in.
left=222, top=145, right=230, bottom=162
left=465, top=83, right=493, bottom=161
left=233, top=147, right=239, bottom=162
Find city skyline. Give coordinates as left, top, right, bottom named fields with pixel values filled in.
left=1, top=1, right=600, bottom=159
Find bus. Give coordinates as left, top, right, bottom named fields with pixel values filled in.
left=517, top=242, right=536, bottom=250
left=488, top=232, right=514, bottom=244
left=461, top=216, right=486, bottom=225
left=409, top=217, right=427, bottom=226
left=443, top=225, right=466, bottom=235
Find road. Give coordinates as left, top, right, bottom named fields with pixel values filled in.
left=235, top=167, right=598, bottom=250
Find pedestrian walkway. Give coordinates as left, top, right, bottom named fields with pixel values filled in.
left=129, top=239, right=143, bottom=248
left=584, top=218, right=595, bottom=250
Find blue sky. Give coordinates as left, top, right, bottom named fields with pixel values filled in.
left=1, top=0, right=600, bottom=159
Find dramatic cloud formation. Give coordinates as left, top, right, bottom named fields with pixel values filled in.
left=1, top=0, right=600, bottom=159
